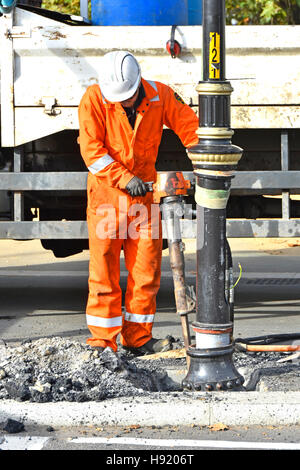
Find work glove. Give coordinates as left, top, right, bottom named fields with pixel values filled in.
left=125, top=176, right=147, bottom=197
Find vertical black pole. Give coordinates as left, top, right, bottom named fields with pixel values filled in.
left=202, top=0, right=226, bottom=81
left=183, top=0, right=244, bottom=392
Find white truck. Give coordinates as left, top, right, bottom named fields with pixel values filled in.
left=1, top=5, right=300, bottom=257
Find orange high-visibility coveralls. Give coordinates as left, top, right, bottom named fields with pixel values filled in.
left=78, top=78, right=198, bottom=351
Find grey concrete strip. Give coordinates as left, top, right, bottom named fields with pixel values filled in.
left=1, top=392, right=300, bottom=427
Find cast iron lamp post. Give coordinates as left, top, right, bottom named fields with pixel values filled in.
left=183, top=0, right=244, bottom=391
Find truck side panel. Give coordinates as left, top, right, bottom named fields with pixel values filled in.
left=1, top=7, right=300, bottom=250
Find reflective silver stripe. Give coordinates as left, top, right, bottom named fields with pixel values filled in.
left=147, top=80, right=160, bottom=102
left=124, top=311, right=154, bottom=324
left=88, top=154, right=115, bottom=174
left=86, top=314, right=123, bottom=328
left=147, top=80, right=158, bottom=92
left=150, top=95, right=160, bottom=102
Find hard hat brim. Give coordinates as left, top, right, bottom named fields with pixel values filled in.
left=101, top=72, right=142, bottom=103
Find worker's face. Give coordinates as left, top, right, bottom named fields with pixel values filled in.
left=120, top=86, right=140, bottom=108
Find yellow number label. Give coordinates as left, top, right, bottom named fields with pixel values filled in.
left=209, top=32, right=220, bottom=79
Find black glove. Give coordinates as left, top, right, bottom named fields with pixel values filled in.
left=125, top=176, right=147, bottom=197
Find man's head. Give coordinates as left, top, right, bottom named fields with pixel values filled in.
left=99, top=51, right=141, bottom=104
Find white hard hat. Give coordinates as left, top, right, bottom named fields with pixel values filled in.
left=99, top=51, right=141, bottom=102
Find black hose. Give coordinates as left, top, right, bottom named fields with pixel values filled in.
left=235, top=333, right=300, bottom=346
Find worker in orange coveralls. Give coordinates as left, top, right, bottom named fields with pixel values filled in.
left=78, top=50, right=198, bottom=355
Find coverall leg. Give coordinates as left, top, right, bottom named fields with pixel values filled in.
left=86, top=205, right=124, bottom=351
left=120, top=197, right=162, bottom=348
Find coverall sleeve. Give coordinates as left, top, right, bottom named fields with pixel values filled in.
left=78, top=87, right=134, bottom=189
left=162, top=85, right=199, bottom=148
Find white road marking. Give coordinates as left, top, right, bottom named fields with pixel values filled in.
left=2, top=435, right=299, bottom=450
left=0, top=436, right=49, bottom=450
left=69, top=436, right=300, bottom=450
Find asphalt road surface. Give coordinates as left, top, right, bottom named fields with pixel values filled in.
left=0, top=237, right=300, bottom=345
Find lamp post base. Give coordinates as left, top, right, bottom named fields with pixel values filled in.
left=182, top=345, right=245, bottom=392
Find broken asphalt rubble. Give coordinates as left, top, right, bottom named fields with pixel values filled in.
left=0, top=336, right=299, bottom=404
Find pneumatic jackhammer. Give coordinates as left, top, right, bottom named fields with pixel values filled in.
left=150, top=172, right=196, bottom=364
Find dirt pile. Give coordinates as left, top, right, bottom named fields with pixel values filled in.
left=0, top=337, right=177, bottom=403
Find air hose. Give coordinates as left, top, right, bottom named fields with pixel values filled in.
left=234, top=333, right=300, bottom=353
left=225, top=241, right=299, bottom=354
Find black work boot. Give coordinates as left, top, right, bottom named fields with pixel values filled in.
left=123, top=337, right=173, bottom=356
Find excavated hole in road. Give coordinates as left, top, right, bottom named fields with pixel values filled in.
left=0, top=337, right=299, bottom=402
